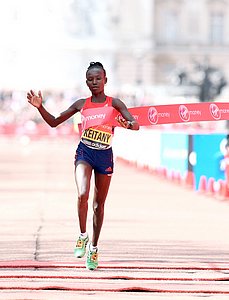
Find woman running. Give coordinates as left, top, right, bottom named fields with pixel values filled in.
left=27, top=62, right=139, bottom=270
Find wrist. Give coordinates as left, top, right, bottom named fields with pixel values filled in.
left=127, top=121, right=134, bottom=129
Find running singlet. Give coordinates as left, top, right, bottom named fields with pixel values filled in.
left=80, top=96, right=114, bottom=150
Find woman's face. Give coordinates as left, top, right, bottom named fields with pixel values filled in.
left=86, top=67, right=107, bottom=95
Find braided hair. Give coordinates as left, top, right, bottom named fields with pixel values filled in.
left=86, top=62, right=106, bottom=76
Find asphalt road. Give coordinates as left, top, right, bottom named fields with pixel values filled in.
left=0, top=135, right=229, bottom=300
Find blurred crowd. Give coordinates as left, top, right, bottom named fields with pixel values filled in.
left=0, top=88, right=146, bottom=136
left=0, top=87, right=227, bottom=136
left=0, top=89, right=77, bottom=136
left=0, top=87, right=152, bottom=126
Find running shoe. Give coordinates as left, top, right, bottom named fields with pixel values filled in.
left=86, top=245, right=98, bottom=270
left=74, top=235, right=89, bottom=258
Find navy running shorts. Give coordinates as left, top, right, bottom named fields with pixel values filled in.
left=74, top=141, right=114, bottom=175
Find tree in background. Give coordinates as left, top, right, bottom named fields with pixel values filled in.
left=175, top=59, right=227, bottom=102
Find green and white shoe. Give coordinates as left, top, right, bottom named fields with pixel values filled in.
left=74, top=235, right=89, bottom=258
left=86, top=244, right=98, bottom=270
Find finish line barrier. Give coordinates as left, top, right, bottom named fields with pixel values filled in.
left=81, top=101, right=229, bottom=130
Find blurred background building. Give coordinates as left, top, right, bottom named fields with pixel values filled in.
left=153, top=0, right=229, bottom=103
left=0, top=0, right=228, bottom=94
left=0, top=0, right=229, bottom=131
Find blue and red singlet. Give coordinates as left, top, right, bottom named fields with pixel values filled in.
left=75, top=96, right=114, bottom=174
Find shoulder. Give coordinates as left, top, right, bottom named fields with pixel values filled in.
left=112, top=97, right=125, bottom=108
left=71, top=98, right=87, bottom=111
left=112, top=98, right=127, bottom=111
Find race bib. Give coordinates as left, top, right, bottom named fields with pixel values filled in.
left=81, top=126, right=113, bottom=150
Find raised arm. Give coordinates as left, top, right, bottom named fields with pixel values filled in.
left=27, top=90, right=84, bottom=127
left=112, top=97, right=139, bottom=130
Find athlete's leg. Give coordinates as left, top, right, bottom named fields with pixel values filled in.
left=91, top=172, right=112, bottom=246
left=75, top=161, right=93, bottom=233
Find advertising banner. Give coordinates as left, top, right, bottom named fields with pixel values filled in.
left=193, top=134, right=226, bottom=189
left=160, top=133, right=189, bottom=178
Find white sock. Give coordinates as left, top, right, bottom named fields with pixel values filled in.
left=90, top=244, right=98, bottom=252
left=80, top=232, right=88, bottom=239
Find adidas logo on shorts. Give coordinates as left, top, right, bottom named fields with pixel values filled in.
left=105, top=167, right=113, bottom=172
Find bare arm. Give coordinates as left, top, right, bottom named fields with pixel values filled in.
left=112, top=97, right=139, bottom=130
left=27, top=90, right=84, bottom=127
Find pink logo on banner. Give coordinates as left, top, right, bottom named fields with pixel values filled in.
left=179, top=105, right=190, bottom=122
left=148, top=107, right=158, bottom=124
left=209, top=103, right=221, bottom=120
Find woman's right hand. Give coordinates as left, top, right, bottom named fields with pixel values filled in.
left=27, top=90, right=43, bottom=108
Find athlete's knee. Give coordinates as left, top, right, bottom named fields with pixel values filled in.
left=78, top=192, right=89, bottom=206
left=93, top=200, right=105, bottom=215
